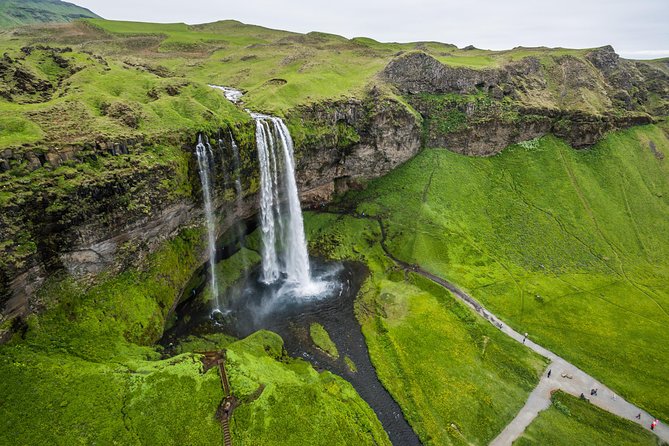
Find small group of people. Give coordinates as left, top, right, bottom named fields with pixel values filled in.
left=634, top=412, right=660, bottom=431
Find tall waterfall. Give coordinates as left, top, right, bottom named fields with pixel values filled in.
left=254, top=114, right=313, bottom=290
left=195, top=134, right=220, bottom=308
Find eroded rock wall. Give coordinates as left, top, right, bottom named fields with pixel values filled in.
left=0, top=93, right=421, bottom=322
left=381, top=47, right=667, bottom=155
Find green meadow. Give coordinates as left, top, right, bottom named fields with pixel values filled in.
left=514, top=391, right=663, bottom=446
left=337, top=124, right=669, bottom=423
left=0, top=228, right=389, bottom=446
left=305, top=213, right=547, bottom=445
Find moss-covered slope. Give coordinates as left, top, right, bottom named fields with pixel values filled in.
left=0, top=228, right=390, bottom=445
left=332, top=124, right=669, bottom=423
left=304, top=213, right=548, bottom=445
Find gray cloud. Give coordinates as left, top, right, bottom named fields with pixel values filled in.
left=74, top=0, right=669, bottom=59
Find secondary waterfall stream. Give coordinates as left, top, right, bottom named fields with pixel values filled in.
left=195, top=135, right=220, bottom=309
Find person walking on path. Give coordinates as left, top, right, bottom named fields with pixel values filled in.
left=651, top=420, right=658, bottom=430
left=547, top=369, right=551, bottom=378
left=523, top=333, right=528, bottom=344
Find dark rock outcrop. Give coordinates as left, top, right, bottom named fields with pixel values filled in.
left=381, top=49, right=663, bottom=155
left=289, top=93, right=421, bottom=204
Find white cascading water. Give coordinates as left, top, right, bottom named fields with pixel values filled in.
left=195, top=134, right=220, bottom=309
left=255, top=119, right=280, bottom=283
left=253, top=114, right=316, bottom=293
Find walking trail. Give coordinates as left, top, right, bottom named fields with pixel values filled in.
left=418, top=266, right=669, bottom=446
left=367, top=215, right=669, bottom=445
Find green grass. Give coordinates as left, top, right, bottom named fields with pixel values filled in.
left=0, top=0, right=99, bottom=28
left=309, top=322, right=339, bottom=359
left=304, top=212, right=547, bottom=445
left=0, top=17, right=629, bottom=152
left=228, top=331, right=390, bottom=445
left=340, top=124, right=669, bottom=422
left=514, top=391, right=663, bottom=446
left=0, top=345, right=225, bottom=445
left=0, top=113, right=43, bottom=146
left=0, top=227, right=391, bottom=445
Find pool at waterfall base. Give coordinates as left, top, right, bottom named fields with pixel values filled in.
left=162, top=259, right=421, bottom=446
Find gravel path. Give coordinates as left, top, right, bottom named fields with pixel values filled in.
left=416, top=267, right=669, bottom=446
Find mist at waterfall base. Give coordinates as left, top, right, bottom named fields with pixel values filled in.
left=162, top=259, right=421, bottom=445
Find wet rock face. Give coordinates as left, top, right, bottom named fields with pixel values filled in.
left=288, top=94, right=421, bottom=205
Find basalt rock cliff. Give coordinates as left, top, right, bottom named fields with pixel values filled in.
left=381, top=46, right=668, bottom=154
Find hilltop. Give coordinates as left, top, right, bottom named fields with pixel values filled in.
left=0, top=0, right=99, bottom=28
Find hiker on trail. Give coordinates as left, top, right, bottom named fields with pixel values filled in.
left=547, top=369, right=552, bottom=378
left=636, top=413, right=642, bottom=420
left=523, top=333, right=528, bottom=344
left=651, top=420, right=658, bottom=430
left=590, top=388, right=598, bottom=396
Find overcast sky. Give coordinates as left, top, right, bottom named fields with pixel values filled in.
left=74, top=0, right=669, bottom=59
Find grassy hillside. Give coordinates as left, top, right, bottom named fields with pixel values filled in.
left=336, top=124, right=669, bottom=422
left=0, top=228, right=390, bottom=446
left=304, top=213, right=547, bottom=445
left=0, top=17, right=654, bottom=153
left=514, top=391, right=663, bottom=446
left=0, top=0, right=99, bottom=28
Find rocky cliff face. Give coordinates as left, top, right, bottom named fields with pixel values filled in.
left=0, top=92, right=421, bottom=325
left=381, top=47, right=668, bottom=155
left=2, top=44, right=667, bottom=331
left=288, top=91, right=421, bottom=204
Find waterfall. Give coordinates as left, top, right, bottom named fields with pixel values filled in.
left=253, top=114, right=313, bottom=290
left=195, top=134, right=220, bottom=309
